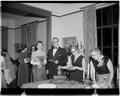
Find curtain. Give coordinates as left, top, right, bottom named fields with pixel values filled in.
left=21, top=21, right=39, bottom=47
left=83, top=5, right=97, bottom=62
left=83, top=5, right=97, bottom=78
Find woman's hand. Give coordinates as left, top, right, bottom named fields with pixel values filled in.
left=73, top=66, right=78, bottom=70
left=54, top=60, right=59, bottom=64
left=43, top=59, right=47, bottom=65
left=24, top=58, right=28, bottom=63
left=107, top=82, right=112, bottom=88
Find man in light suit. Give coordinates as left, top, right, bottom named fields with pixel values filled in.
left=47, top=37, right=68, bottom=79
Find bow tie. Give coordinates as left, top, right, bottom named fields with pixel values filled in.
left=54, top=47, right=58, bottom=49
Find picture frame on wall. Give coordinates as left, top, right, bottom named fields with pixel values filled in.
left=62, top=36, right=77, bottom=49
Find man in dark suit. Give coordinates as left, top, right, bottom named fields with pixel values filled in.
left=47, top=37, right=68, bottom=79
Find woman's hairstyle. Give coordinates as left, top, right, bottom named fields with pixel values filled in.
left=30, top=45, right=37, bottom=51
left=1, top=48, right=8, bottom=57
left=71, top=45, right=80, bottom=51
left=91, top=48, right=103, bottom=55
left=36, top=41, right=43, bottom=46
left=21, top=44, right=27, bottom=51
left=2, top=48, right=8, bottom=53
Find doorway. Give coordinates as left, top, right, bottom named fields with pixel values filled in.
left=1, top=2, right=52, bottom=52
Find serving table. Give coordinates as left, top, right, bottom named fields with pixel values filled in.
left=22, top=79, right=90, bottom=89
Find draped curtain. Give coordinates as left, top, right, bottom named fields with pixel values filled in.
left=83, top=5, right=97, bottom=63
left=83, top=5, right=97, bottom=78
left=21, top=21, right=39, bottom=47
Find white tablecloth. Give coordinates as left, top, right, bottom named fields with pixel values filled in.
left=22, top=79, right=87, bottom=88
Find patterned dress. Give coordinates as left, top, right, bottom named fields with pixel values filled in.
left=90, top=56, right=114, bottom=88
left=4, top=54, right=16, bottom=82
left=69, top=55, right=84, bottom=82
left=18, top=52, right=28, bottom=87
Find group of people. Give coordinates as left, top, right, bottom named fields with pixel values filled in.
left=18, top=41, right=47, bottom=87
left=1, top=37, right=115, bottom=88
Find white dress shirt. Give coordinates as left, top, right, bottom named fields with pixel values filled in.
left=53, top=47, right=58, bottom=56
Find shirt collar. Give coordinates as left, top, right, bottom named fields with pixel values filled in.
left=53, top=46, right=59, bottom=49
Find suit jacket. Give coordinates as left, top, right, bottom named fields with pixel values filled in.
left=47, top=47, right=68, bottom=76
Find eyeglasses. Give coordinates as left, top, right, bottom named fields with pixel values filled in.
left=52, top=41, right=58, bottom=43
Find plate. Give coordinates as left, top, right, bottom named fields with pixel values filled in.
left=38, top=84, right=56, bottom=88
left=91, top=83, right=100, bottom=88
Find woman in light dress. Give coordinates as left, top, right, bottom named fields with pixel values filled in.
left=31, top=41, right=47, bottom=82
left=2, top=50, right=16, bottom=82
left=1, top=55, right=7, bottom=88
left=1, top=49, right=16, bottom=87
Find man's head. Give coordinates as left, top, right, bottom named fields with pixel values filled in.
left=52, top=37, right=59, bottom=48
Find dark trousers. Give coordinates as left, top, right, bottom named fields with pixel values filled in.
left=48, top=75, right=54, bottom=79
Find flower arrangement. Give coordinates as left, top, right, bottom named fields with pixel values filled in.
left=65, top=40, right=85, bottom=55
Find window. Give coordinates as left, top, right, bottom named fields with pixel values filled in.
left=96, top=3, right=119, bottom=88
left=96, top=3, right=119, bottom=67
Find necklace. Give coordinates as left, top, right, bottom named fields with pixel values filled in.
left=97, top=56, right=104, bottom=67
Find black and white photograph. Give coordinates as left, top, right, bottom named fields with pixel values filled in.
left=0, top=0, right=119, bottom=96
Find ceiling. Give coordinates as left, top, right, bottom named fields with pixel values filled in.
left=22, top=3, right=95, bottom=16
left=2, top=3, right=48, bottom=18
left=2, top=3, right=95, bottom=17
left=2, top=2, right=116, bottom=18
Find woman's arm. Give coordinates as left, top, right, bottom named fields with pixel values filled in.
left=107, top=59, right=114, bottom=84
left=90, top=61, right=96, bottom=82
left=43, top=56, right=47, bottom=65
left=82, top=58, right=86, bottom=80
left=42, top=52, right=47, bottom=65
left=1, top=58, right=6, bottom=70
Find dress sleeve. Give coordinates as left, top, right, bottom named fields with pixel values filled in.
left=1, top=57, right=6, bottom=70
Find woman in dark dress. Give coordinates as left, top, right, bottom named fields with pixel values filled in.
left=90, top=48, right=114, bottom=88
left=18, top=44, right=29, bottom=87
left=61, top=45, right=86, bottom=83
left=29, top=45, right=36, bottom=82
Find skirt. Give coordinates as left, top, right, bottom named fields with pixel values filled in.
left=96, top=73, right=114, bottom=88
left=31, top=65, right=46, bottom=82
